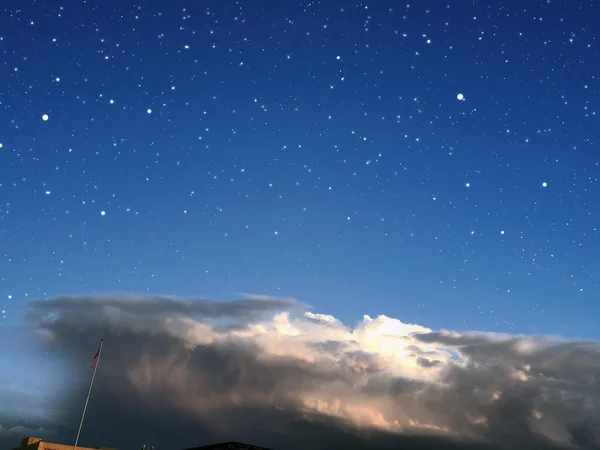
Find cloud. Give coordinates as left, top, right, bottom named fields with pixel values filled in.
left=0, top=425, right=56, bottom=438
left=14, top=295, right=600, bottom=450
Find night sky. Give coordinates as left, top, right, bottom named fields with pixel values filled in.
left=2, top=1, right=600, bottom=449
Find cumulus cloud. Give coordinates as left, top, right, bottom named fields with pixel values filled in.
left=16, top=295, right=600, bottom=450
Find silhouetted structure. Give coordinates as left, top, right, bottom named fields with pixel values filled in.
left=183, top=442, right=272, bottom=450
left=15, top=437, right=117, bottom=450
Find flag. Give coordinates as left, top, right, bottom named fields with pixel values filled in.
left=91, top=340, right=102, bottom=369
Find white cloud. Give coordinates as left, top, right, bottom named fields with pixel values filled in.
left=28, top=295, right=600, bottom=449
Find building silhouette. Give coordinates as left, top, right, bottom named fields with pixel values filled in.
left=182, top=442, right=272, bottom=450
left=15, top=437, right=117, bottom=450
left=16, top=437, right=271, bottom=450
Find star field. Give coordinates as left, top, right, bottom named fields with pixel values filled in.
left=1, top=0, right=600, bottom=338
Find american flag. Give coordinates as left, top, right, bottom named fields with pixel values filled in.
left=91, top=340, right=103, bottom=369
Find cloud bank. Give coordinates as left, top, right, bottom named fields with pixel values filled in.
left=11, top=295, right=600, bottom=450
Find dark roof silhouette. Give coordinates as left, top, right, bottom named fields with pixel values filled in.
left=182, top=442, right=272, bottom=450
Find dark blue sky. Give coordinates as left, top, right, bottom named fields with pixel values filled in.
left=1, top=0, right=599, bottom=339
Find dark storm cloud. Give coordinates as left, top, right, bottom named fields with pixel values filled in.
left=414, top=331, right=600, bottom=448
left=12, top=295, right=600, bottom=450
left=417, top=357, right=441, bottom=368
left=30, top=294, right=305, bottom=321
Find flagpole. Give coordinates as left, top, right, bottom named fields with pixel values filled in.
left=74, top=339, right=104, bottom=450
